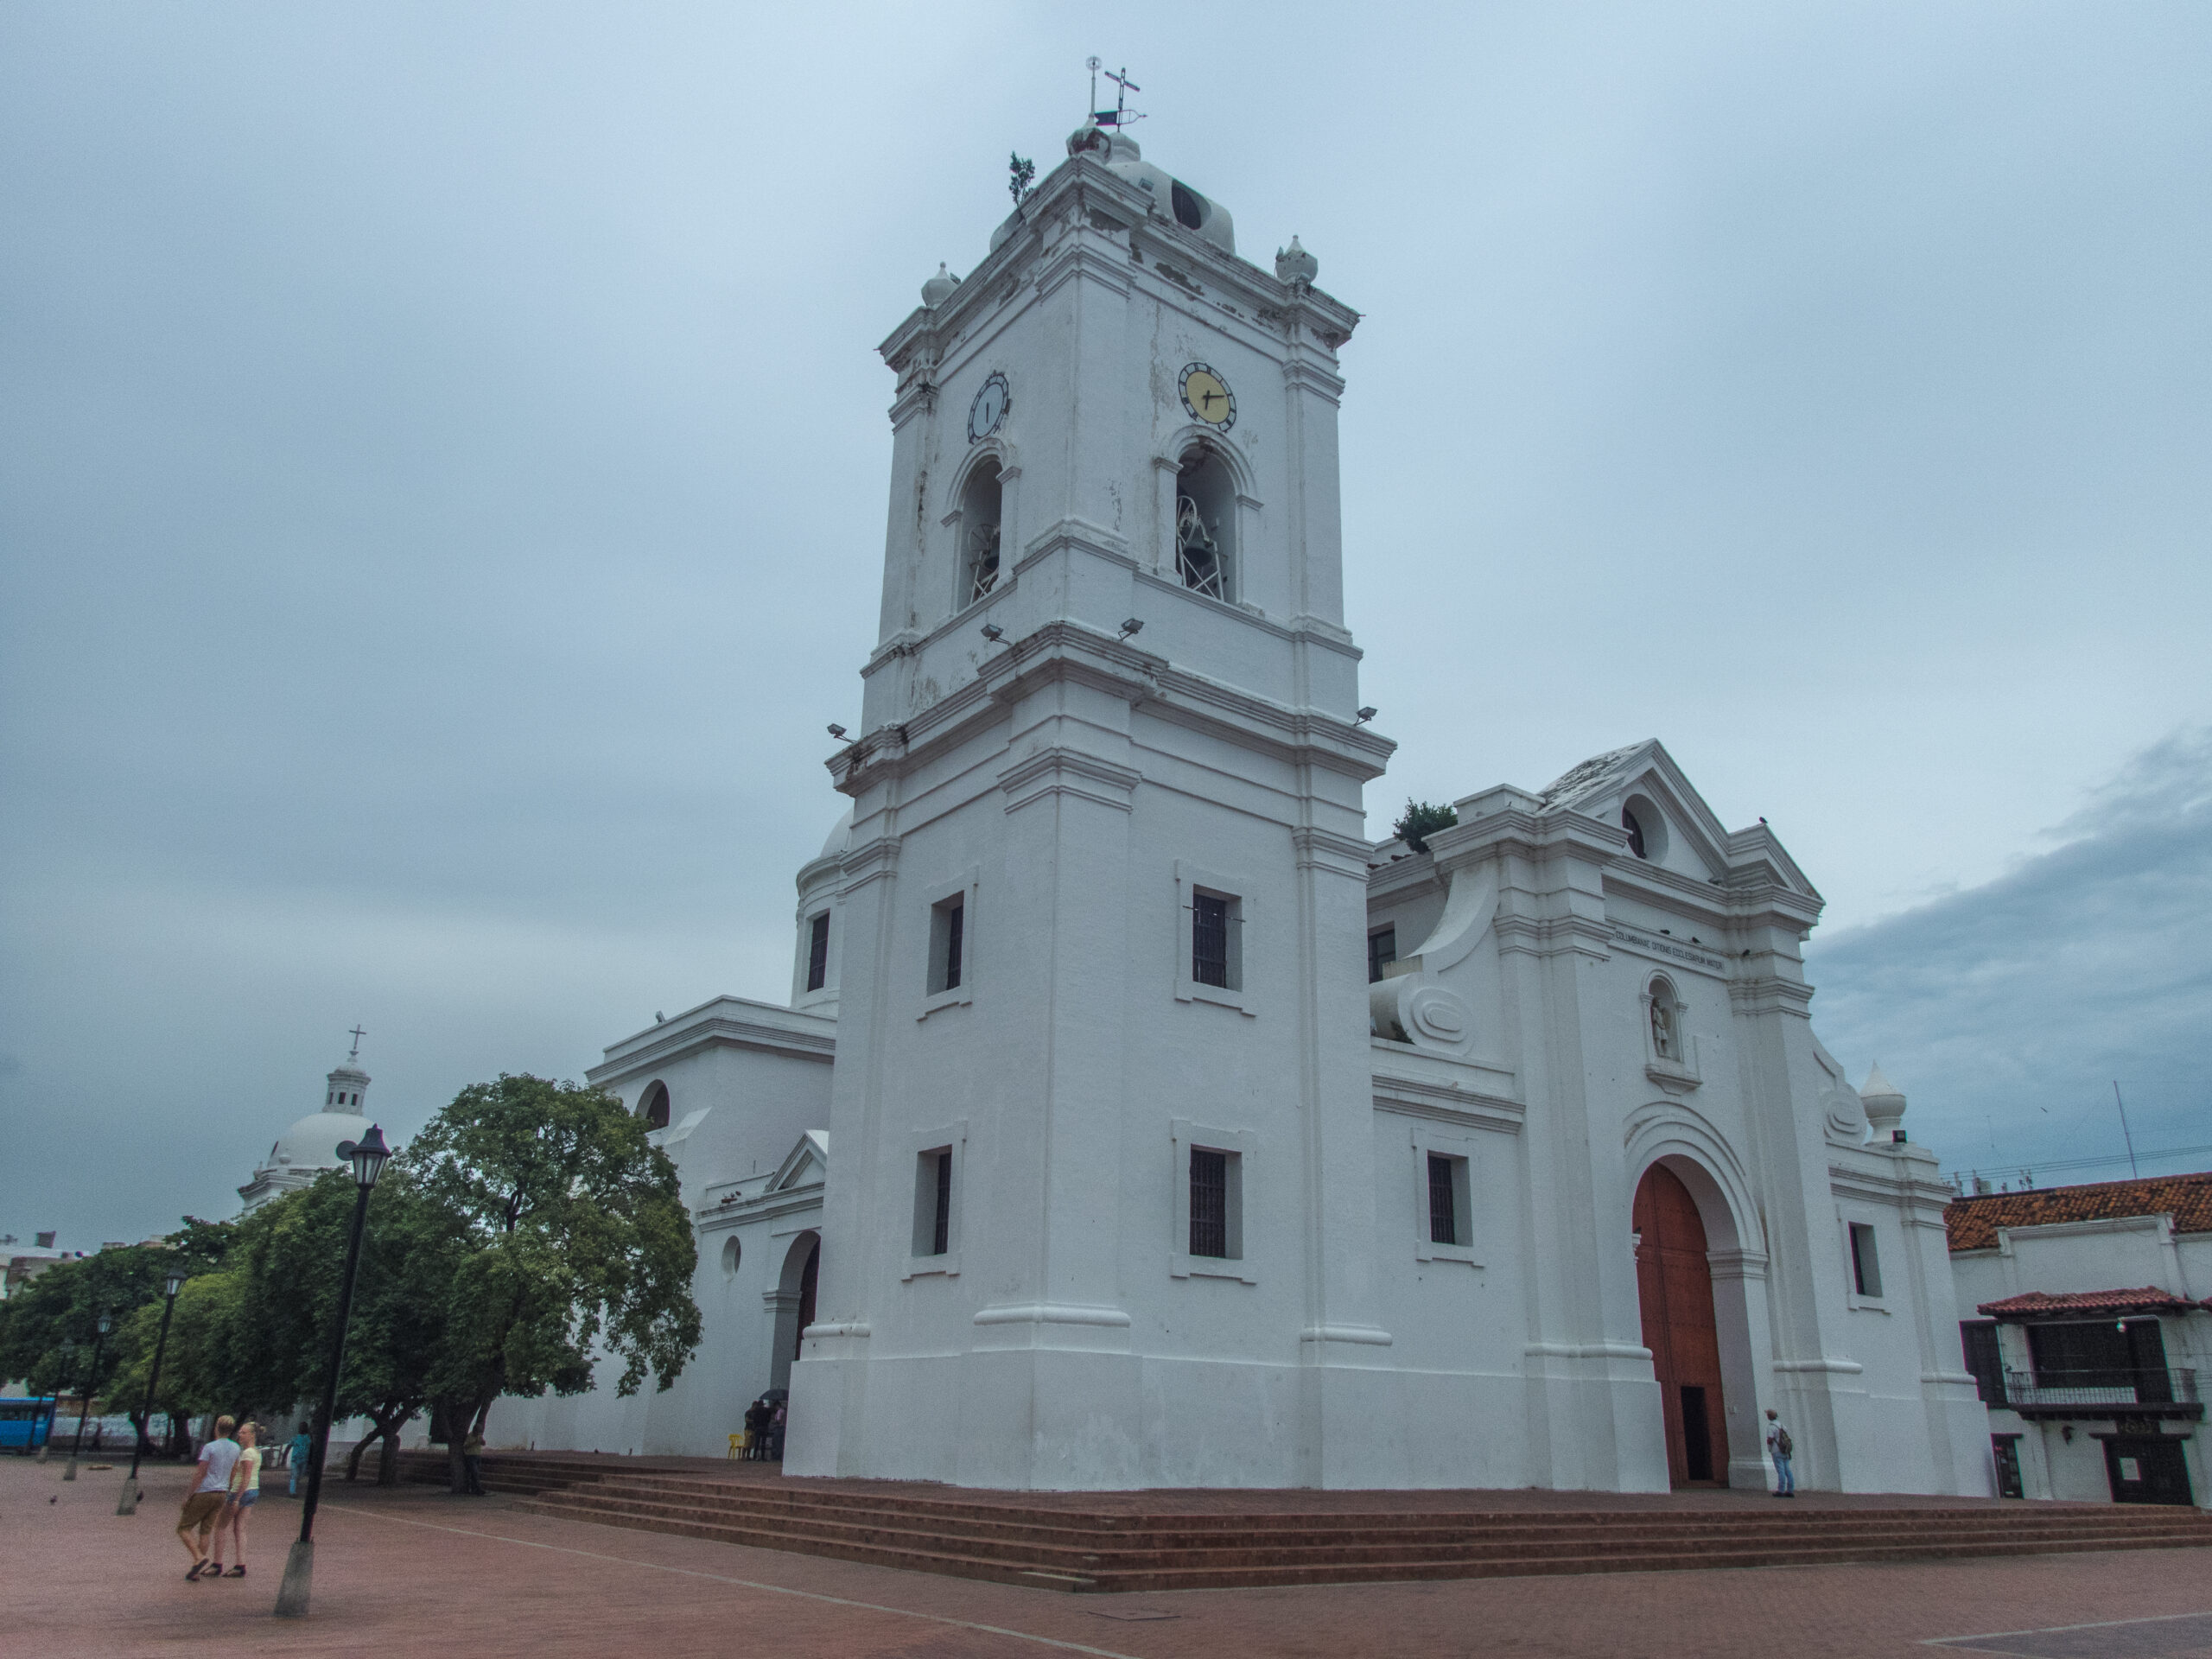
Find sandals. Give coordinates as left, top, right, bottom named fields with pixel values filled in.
left=225, top=1566, right=245, bottom=1577
left=186, top=1562, right=208, bottom=1580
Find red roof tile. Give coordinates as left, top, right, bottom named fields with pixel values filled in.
left=1977, top=1287, right=2208, bottom=1319
left=1944, top=1171, right=2212, bottom=1252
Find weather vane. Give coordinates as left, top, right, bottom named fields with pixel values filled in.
left=1087, top=57, right=1143, bottom=130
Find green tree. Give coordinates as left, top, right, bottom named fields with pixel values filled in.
left=1392, top=798, right=1459, bottom=854
left=0, top=1221, right=231, bottom=1453
left=408, top=1074, right=701, bottom=1492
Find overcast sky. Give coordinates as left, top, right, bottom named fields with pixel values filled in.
left=3, top=3, right=2207, bottom=1249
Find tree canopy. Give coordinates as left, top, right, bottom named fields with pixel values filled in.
left=1393, top=798, right=1459, bottom=853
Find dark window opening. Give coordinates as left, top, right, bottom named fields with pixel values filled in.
left=805, top=912, right=830, bottom=992
left=1368, top=926, right=1396, bottom=983
left=1193, top=893, right=1230, bottom=988
left=1189, top=1148, right=1228, bottom=1259
left=1171, top=180, right=1205, bottom=230
left=1848, top=1222, right=1883, bottom=1298
left=639, top=1081, right=671, bottom=1132
left=959, top=461, right=1003, bottom=606
left=1173, top=448, right=1235, bottom=600
left=932, top=1149, right=952, bottom=1255
left=1622, top=806, right=1647, bottom=859
left=1428, top=1153, right=1459, bottom=1246
left=930, top=893, right=966, bottom=995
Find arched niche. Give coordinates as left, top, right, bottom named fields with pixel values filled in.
left=638, top=1080, right=671, bottom=1132
left=768, top=1230, right=820, bottom=1395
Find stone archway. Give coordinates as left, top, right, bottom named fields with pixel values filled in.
left=1634, top=1163, right=1728, bottom=1486
left=768, top=1231, right=820, bottom=1393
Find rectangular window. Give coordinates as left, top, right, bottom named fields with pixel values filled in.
left=1427, top=1153, right=1460, bottom=1245
left=912, top=1147, right=953, bottom=1257
left=1848, top=1222, right=1883, bottom=1299
left=1369, top=926, right=1396, bottom=983
left=805, top=912, right=830, bottom=992
left=929, top=894, right=966, bottom=995
left=1190, top=1147, right=1229, bottom=1258
left=1192, top=893, right=1230, bottom=988
left=1960, top=1320, right=2005, bottom=1405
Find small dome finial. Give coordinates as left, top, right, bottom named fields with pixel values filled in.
left=922, top=264, right=957, bottom=307
left=1275, top=235, right=1318, bottom=285
left=1859, top=1063, right=1907, bottom=1132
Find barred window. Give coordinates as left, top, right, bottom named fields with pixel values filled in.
left=1190, top=1148, right=1229, bottom=1258
left=1428, top=1154, right=1458, bottom=1245
left=805, top=912, right=830, bottom=993
left=1193, top=893, right=1230, bottom=988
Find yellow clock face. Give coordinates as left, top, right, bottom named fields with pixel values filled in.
left=1179, top=362, right=1236, bottom=429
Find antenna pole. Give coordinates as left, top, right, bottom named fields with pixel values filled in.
left=2113, top=1080, right=2139, bottom=1178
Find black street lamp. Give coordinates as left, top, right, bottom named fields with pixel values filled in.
left=274, top=1123, right=390, bottom=1619
left=62, top=1313, right=112, bottom=1482
left=118, top=1269, right=187, bottom=1516
left=39, top=1341, right=73, bottom=1464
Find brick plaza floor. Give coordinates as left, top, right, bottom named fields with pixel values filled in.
left=11, top=1456, right=2209, bottom=1657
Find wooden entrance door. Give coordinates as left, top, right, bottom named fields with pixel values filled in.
left=1634, top=1163, right=1729, bottom=1487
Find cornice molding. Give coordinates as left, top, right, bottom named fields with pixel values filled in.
left=588, top=1000, right=836, bottom=1084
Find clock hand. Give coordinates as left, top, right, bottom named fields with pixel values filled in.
left=1203, top=391, right=1222, bottom=410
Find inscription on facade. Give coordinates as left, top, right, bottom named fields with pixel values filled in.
left=1611, top=925, right=1728, bottom=976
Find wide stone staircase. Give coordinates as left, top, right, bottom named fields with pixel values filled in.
left=397, top=1455, right=2212, bottom=1592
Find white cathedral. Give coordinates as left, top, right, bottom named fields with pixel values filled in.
left=494, top=123, right=1993, bottom=1497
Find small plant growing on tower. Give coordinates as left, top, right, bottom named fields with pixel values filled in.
left=1392, top=798, right=1459, bottom=854
left=1008, top=152, right=1036, bottom=211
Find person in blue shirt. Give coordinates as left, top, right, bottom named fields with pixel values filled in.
left=288, top=1427, right=312, bottom=1497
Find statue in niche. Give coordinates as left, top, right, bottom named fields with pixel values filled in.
left=1649, top=991, right=1679, bottom=1061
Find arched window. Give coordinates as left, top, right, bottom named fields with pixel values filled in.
left=1646, top=978, right=1682, bottom=1062
left=1621, top=805, right=1647, bottom=858
left=1174, top=446, right=1236, bottom=601
left=639, top=1080, right=671, bottom=1131
left=958, top=461, right=1002, bottom=607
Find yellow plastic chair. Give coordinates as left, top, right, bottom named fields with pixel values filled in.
left=728, top=1432, right=746, bottom=1459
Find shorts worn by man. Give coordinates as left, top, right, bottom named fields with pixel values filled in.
left=178, top=1417, right=242, bottom=1580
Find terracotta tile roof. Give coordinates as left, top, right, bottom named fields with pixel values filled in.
left=1944, top=1171, right=2212, bottom=1252
left=1977, top=1287, right=2209, bottom=1319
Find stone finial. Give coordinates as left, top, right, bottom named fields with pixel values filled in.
left=1859, top=1063, right=1907, bottom=1133
left=921, top=264, right=958, bottom=308
left=1274, top=235, right=1318, bottom=285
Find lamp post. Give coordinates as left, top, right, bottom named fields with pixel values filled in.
left=118, top=1269, right=187, bottom=1516
left=39, top=1341, right=73, bottom=1464
left=275, top=1123, right=389, bottom=1619
left=62, top=1313, right=111, bottom=1481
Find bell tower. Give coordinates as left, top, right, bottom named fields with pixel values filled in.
left=785, top=117, right=1395, bottom=1490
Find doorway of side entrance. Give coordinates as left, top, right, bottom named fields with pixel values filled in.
left=1634, top=1162, right=1729, bottom=1487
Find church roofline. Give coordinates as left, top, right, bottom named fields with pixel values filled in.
left=589, top=995, right=836, bottom=1086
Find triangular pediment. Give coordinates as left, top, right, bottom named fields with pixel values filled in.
left=771, top=1129, right=830, bottom=1192
left=1539, top=739, right=1820, bottom=900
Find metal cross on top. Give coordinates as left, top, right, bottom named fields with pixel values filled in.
left=346, top=1025, right=366, bottom=1059
left=1087, top=57, right=1142, bottom=129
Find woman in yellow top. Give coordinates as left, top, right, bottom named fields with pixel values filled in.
left=212, top=1421, right=263, bottom=1578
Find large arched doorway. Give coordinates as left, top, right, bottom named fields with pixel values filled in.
left=1634, top=1163, right=1728, bottom=1486
left=769, top=1231, right=819, bottom=1393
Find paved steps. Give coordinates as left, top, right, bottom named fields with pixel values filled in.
left=488, top=1467, right=2212, bottom=1592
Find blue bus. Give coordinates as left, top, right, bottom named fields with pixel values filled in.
left=0, top=1398, right=55, bottom=1452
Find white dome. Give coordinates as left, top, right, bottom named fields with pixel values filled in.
left=266, top=1110, right=367, bottom=1173
left=818, top=807, right=855, bottom=861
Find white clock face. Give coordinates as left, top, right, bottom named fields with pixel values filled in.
left=968, top=372, right=1010, bottom=442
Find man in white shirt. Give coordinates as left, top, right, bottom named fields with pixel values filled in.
left=177, top=1415, right=240, bottom=1579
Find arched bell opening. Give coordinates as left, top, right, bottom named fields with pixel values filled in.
left=1632, top=1159, right=1751, bottom=1488
left=957, top=460, right=1003, bottom=607
left=1173, top=446, right=1236, bottom=601
left=638, top=1080, right=671, bottom=1132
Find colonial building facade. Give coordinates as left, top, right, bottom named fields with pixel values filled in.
left=493, top=124, right=1992, bottom=1496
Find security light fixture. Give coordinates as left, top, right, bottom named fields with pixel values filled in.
left=1117, top=617, right=1144, bottom=641
left=335, top=1123, right=391, bottom=1191
left=827, top=723, right=848, bottom=741
left=980, top=623, right=1004, bottom=642
left=1356, top=706, right=1377, bottom=724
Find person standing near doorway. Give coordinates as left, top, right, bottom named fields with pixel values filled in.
left=1764, top=1408, right=1795, bottom=1497
left=212, top=1422, right=262, bottom=1577
left=176, top=1416, right=240, bottom=1580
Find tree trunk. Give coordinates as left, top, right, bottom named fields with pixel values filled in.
left=345, top=1424, right=383, bottom=1482
left=444, top=1398, right=469, bottom=1494
left=377, top=1408, right=413, bottom=1486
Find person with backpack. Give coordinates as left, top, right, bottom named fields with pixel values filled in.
left=1764, top=1408, right=1795, bottom=1497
